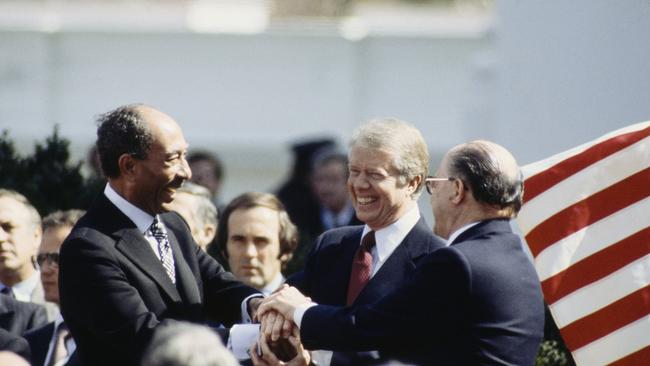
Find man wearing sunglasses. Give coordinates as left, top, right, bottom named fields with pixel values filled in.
left=25, top=209, right=84, bottom=366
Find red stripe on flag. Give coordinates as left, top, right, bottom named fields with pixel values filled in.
left=525, top=168, right=650, bottom=258
left=542, top=227, right=650, bottom=304
left=560, top=286, right=650, bottom=351
left=607, top=345, right=650, bottom=366
left=524, top=126, right=650, bottom=202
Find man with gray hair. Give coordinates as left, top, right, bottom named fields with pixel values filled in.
left=283, top=119, right=444, bottom=365
left=142, top=322, right=239, bottom=366
left=0, top=189, right=57, bottom=320
left=164, top=182, right=218, bottom=252
left=259, top=140, right=545, bottom=365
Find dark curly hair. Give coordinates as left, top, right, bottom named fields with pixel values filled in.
left=96, top=104, right=154, bottom=178
left=448, top=143, right=524, bottom=216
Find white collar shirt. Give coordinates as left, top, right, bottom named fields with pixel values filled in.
left=446, top=222, right=480, bottom=246
left=0, top=270, right=41, bottom=302
left=44, top=312, right=76, bottom=366
left=104, top=184, right=174, bottom=266
left=360, top=204, right=421, bottom=277
left=260, top=272, right=285, bottom=296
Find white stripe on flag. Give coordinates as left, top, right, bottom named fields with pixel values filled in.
left=520, top=122, right=650, bottom=182
left=552, top=255, right=650, bottom=327
left=518, top=138, right=649, bottom=235
left=534, top=197, right=650, bottom=281
left=572, top=315, right=650, bottom=366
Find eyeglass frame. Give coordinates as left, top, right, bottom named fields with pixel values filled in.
left=36, top=252, right=60, bottom=267
left=424, top=176, right=457, bottom=194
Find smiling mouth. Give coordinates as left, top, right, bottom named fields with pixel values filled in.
left=356, top=197, right=377, bottom=205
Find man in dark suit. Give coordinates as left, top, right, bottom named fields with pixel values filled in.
left=24, top=210, right=84, bottom=366
left=259, top=140, right=545, bottom=365
left=0, top=328, right=31, bottom=362
left=286, top=119, right=445, bottom=365
left=59, top=104, right=261, bottom=366
left=0, top=293, right=47, bottom=335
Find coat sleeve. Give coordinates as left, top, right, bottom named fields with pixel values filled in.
left=300, top=247, right=471, bottom=352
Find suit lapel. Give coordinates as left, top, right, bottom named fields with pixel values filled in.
left=166, top=229, right=201, bottom=305
left=353, top=218, right=431, bottom=306
left=328, top=230, right=362, bottom=304
left=115, top=228, right=181, bottom=303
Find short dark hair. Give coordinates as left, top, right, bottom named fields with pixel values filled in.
left=216, top=192, right=298, bottom=267
left=96, top=104, right=153, bottom=178
left=187, top=151, right=224, bottom=181
left=448, top=144, right=524, bottom=216
left=42, top=209, right=85, bottom=231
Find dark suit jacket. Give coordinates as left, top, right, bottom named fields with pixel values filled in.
left=300, top=219, right=545, bottom=366
left=23, top=322, right=81, bottom=366
left=59, top=194, right=260, bottom=366
left=288, top=217, right=444, bottom=365
left=0, top=293, right=48, bottom=335
left=0, top=327, right=30, bottom=361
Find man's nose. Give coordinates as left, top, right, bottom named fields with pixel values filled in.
left=243, top=242, right=257, bottom=257
left=180, top=158, right=192, bottom=180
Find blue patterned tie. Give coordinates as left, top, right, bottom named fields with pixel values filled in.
left=149, top=216, right=176, bottom=284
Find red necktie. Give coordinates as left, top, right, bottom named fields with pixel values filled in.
left=346, top=231, right=375, bottom=305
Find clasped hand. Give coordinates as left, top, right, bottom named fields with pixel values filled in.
left=250, top=285, right=313, bottom=366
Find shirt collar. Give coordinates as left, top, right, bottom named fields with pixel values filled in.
left=2, top=270, right=41, bottom=302
left=446, top=221, right=480, bottom=246
left=104, top=183, right=155, bottom=234
left=361, top=204, right=421, bottom=263
left=260, top=272, right=285, bottom=296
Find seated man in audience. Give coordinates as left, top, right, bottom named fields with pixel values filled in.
left=164, top=182, right=218, bottom=252
left=0, top=189, right=57, bottom=320
left=285, top=119, right=445, bottom=365
left=24, top=209, right=85, bottom=366
left=216, top=192, right=298, bottom=295
left=259, top=140, right=545, bottom=366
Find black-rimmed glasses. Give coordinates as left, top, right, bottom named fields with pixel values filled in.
left=424, top=176, right=456, bottom=194
left=36, top=252, right=60, bottom=266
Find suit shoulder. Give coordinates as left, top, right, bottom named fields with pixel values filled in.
left=316, top=226, right=363, bottom=248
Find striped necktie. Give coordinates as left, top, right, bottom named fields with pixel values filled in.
left=149, top=216, right=176, bottom=284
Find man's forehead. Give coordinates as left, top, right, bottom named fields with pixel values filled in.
left=0, top=196, right=28, bottom=219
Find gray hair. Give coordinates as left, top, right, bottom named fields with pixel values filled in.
left=142, top=322, right=239, bottom=366
left=176, top=182, right=218, bottom=230
left=447, top=141, right=524, bottom=217
left=0, top=189, right=41, bottom=229
left=42, top=209, right=85, bottom=231
left=350, top=118, right=429, bottom=197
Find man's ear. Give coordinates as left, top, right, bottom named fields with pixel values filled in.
left=118, top=153, right=138, bottom=181
left=407, top=175, right=422, bottom=196
left=451, top=178, right=466, bottom=204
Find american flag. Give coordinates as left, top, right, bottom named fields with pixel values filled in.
left=516, top=121, right=650, bottom=366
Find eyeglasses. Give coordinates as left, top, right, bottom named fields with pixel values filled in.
left=424, top=176, right=456, bottom=194
left=36, top=252, right=60, bottom=266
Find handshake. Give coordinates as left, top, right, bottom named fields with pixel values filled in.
left=248, top=285, right=314, bottom=366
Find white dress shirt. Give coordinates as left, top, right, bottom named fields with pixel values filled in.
left=0, top=270, right=41, bottom=302
left=44, top=313, right=76, bottom=366
left=305, top=205, right=421, bottom=366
